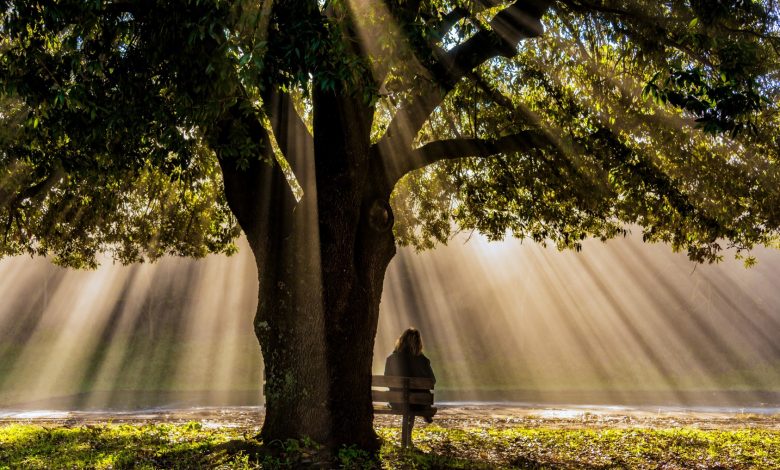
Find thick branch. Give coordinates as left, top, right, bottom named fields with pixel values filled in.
left=16, top=162, right=65, bottom=205
left=212, top=101, right=296, bottom=260
left=428, top=1, right=504, bottom=41
left=263, top=89, right=314, bottom=191
left=379, top=0, right=550, bottom=152
left=433, top=7, right=470, bottom=39
left=372, top=2, right=498, bottom=92
left=0, top=160, right=65, bottom=243
left=388, top=130, right=556, bottom=183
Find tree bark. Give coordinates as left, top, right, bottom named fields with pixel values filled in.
left=255, top=187, right=395, bottom=450
left=216, top=89, right=396, bottom=450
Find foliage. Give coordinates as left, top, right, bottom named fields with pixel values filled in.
left=0, top=1, right=779, bottom=267
left=0, top=0, right=244, bottom=267
left=392, top=1, right=780, bottom=263
left=1, top=422, right=779, bottom=469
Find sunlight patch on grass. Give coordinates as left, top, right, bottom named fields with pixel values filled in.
left=0, top=423, right=778, bottom=469
left=382, top=425, right=780, bottom=469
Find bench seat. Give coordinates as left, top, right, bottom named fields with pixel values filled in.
left=371, top=375, right=436, bottom=447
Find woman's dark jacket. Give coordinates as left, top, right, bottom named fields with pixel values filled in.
left=384, top=351, right=436, bottom=410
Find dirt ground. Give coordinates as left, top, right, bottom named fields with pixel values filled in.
left=1, top=405, right=778, bottom=431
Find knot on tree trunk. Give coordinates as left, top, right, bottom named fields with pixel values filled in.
left=367, top=199, right=393, bottom=232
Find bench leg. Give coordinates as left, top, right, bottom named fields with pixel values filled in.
left=401, top=414, right=414, bottom=448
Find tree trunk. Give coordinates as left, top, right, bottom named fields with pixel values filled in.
left=254, top=190, right=395, bottom=450
left=212, top=84, right=395, bottom=450
left=219, top=89, right=396, bottom=451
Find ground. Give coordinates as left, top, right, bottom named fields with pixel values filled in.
left=0, top=406, right=778, bottom=468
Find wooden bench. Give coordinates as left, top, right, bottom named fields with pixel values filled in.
left=372, top=375, right=436, bottom=448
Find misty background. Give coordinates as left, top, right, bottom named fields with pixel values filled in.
left=1, top=232, right=779, bottom=410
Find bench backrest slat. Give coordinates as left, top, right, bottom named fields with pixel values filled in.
left=371, top=375, right=435, bottom=389
left=371, top=390, right=434, bottom=405
left=371, top=374, right=436, bottom=449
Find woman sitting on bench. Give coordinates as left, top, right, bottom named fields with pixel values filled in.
left=384, top=328, right=436, bottom=426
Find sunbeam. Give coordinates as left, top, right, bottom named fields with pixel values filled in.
left=0, top=0, right=777, bottom=419
left=0, top=232, right=778, bottom=411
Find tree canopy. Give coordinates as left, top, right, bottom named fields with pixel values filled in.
left=1, top=0, right=779, bottom=267
left=389, top=0, right=780, bottom=265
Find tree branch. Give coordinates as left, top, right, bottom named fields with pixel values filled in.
left=378, top=0, right=550, bottom=158
left=263, top=88, right=314, bottom=192
left=387, top=130, right=557, bottom=184
left=1, top=161, right=65, bottom=243
left=376, top=0, right=551, bottom=186
left=212, top=100, right=297, bottom=261
left=17, top=162, right=65, bottom=204
left=432, top=7, right=471, bottom=40
left=1, top=160, right=65, bottom=213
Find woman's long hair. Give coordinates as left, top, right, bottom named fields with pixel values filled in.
left=394, top=328, right=423, bottom=356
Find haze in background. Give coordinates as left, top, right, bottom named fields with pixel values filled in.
left=1, top=233, right=778, bottom=409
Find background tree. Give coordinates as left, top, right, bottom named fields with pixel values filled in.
left=2, top=0, right=779, bottom=451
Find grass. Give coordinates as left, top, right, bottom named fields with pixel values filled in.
left=381, top=426, right=780, bottom=469
left=0, top=422, right=778, bottom=469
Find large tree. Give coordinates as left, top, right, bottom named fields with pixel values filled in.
left=2, top=0, right=779, bottom=451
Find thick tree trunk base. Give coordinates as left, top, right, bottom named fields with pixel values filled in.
left=252, top=190, right=395, bottom=453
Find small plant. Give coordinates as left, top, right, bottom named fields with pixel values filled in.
left=184, top=421, right=203, bottom=431
left=337, top=444, right=376, bottom=469
left=253, top=436, right=330, bottom=468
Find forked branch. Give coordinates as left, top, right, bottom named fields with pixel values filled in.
left=377, top=0, right=551, bottom=180
left=213, top=100, right=297, bottom=259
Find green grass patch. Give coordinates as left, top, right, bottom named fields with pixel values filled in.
left=379, top=426, right=780, bottom=469
left=0, top=422, right=251, bottom=469
left=1, top=423, right=778, bottom=469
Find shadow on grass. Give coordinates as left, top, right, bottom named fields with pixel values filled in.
left=382, top=446, right=508, bottom=469
left=215, top=437, right=552, bottom=469
left=216, top=438, right=518, bottom=469
left=509, top=454, right=628, bottom=470
left=213, top=437, right=337, bottom=468
left=1, top=424, right=381, bottom=469
left=383, top=447, right=625, bottom=470
left=0, top=424, right=335, bottom=468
